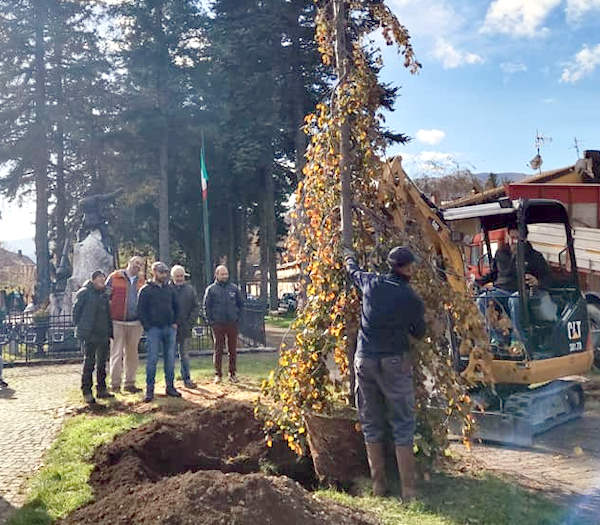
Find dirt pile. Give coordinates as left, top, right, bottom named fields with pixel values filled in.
left=89, top=400, right=315, bottom=499
left=62, top=470, right=377, bottom=525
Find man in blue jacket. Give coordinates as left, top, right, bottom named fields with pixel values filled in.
left=203, top=265, right=243, bottom=384
left=345, top=246, right=425, bottom=500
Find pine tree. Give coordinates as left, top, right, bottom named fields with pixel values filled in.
left=0, top=0, right=53, bottom=303
left=109, top=0, right=204, bottom=263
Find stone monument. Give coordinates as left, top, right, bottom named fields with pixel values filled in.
left=59, top=191, right=119, bottom=319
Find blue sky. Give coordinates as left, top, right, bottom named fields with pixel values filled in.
left=382, top=0, right=600, bottom=176
left=2, top=0, right=600, bottom=243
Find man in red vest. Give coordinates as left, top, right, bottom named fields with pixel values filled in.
left=106, top=256, right=145, bottom=393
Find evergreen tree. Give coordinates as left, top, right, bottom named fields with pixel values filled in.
left=109, top=0, right=204, bottom=263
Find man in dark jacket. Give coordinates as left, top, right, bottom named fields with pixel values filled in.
left=73, top=270, right=114, bottom=404
left=137, top=261, right=180, bottom=402
left=170, top=265, right=200, bottom=388
left=476, top=224, right=550, bottom=342
left=345, top=246, right=425, bottom=500
left=203, top=265, right=243, bottom=384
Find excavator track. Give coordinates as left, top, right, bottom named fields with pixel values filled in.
left=467, top=381, right=584, bottom=447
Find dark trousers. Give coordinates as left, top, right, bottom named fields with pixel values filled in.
left=212, top=323, right=238, bottom=377
left=355, top=353, right=415, bottom=446
left=81, top=339, right=110, bottom=394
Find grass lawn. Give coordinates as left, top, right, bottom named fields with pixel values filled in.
left=265, top=313, right=296, bottom=330
left=6, top=351, right=583, bottom=525
left=7, top=413, right=149, bottom=525
left=133, top=352, right=280, bottom=387
left=318, top=472, right=577, bottom=525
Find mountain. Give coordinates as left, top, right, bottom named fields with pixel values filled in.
left=472, top=172, right=528, bottom=185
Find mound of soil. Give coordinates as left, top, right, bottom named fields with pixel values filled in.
left=62, top=470, right=377, bottom=525
left=90, top=400, right=315, bottom=499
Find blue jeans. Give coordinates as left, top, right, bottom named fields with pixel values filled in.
left=176, top=340, right=191, bottom=382
left=477, top=288, right=523, bottom=343
left=145, top=326, right=176, bottom=393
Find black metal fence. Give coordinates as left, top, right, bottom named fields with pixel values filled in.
left=1, top=301, right=267, bottom=366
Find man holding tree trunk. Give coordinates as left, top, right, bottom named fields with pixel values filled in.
left=344, top=246, right=426, bottom=500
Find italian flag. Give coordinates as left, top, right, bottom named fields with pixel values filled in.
left=201, top=146, right=209, bottom=200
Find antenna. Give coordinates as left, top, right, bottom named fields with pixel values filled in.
left=529, top=130, right=552, bottom=174
left=572, top=137, right=583, bottom=159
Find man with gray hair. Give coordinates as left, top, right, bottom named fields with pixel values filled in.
left=169, top=264, right=200, bottom=388
left=203, top=265, right=243, bottom=383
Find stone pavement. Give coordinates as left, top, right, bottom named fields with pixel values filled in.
left=0, top=364, right=80, bottom=523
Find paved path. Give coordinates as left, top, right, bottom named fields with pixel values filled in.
left=0, top=364, right=80, bottom=523
left=451, top=395, right=600, bottom=521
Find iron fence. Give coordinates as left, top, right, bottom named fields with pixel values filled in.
left=1, top=301, right=267, bottom=365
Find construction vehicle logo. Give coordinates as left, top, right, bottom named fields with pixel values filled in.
left=567, top=321, right=582, bottom=341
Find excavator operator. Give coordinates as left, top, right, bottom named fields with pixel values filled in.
left=476, top=223, right=551, bottom=343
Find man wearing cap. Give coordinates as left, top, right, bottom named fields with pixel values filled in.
left=344, top=246, right=426, bottom=500
left=169, top=265, right=200, bottom=388
left=137, top=261, right=180, bottom=402
left=73, top=270, right=114, bottom=404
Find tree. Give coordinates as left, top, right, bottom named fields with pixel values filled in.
left=485, top=172, right=499, bottom=189
left=0, top=0, right=53, bottom=304
left=258, top=0, right=478, bottom=464
left=109, top=0, right=204, bottom=263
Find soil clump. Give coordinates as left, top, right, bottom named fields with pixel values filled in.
left=62, top=470, right=377, bottom=525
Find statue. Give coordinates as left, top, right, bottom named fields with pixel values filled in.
left=52, top=236, right=72, bottom=295
left=77, top=189, right=120, bottom=253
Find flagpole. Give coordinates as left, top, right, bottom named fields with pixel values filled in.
left=201, top=134, right=211, bottom=286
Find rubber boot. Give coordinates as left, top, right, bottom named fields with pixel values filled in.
left=395, top=445, right=417, bottom=501
left=365, top=443, right=387, bottom=497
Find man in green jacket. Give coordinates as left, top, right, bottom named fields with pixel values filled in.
left=73, top=270, right=114, bottom=405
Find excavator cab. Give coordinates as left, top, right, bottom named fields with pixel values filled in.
left=442, top=198, right=594, bottom=445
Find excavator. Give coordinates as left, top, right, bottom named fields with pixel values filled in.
left=381, top=157, right=594, bottom=446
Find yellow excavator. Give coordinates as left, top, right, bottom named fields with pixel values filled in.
left=381, top=157, right=594, bottom=446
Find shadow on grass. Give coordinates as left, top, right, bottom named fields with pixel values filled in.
left=6, top=498, right=52, bottom=525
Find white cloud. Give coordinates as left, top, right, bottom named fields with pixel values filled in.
left=432, top=38, right=484, bottom=69
left=566, top=0, right=600, bottom=21
left=388, top=0, right=463, bottom=39
left=401, top=151, right=458, bottom=175
left=481, top=0, right=561, bottom=37
left=560, top=43, right=600, bottom=83
left=415, top=129, right=446, bottom=145
left=542, top=97, right=557, bottom=104
left=500, top=61, right=528, bottom=74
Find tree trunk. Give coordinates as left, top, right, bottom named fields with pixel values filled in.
left=239, top=205, right=248, bottom=299
left=259, top=184, right=269, bottom=304
left=333, top=0, right=356, bottom=405
left=156, top=4, right=170, bottom=263
left=227, top=200, right=236, bottom=278
left=265, top=168, right=278, bottom=310
left=34, top=2, right=50, bottom=305
left=54, top=39, right=67, bottom=257
left=333, top=0, right=352, bottom=250
left=158, top=125, right=169, bottom=262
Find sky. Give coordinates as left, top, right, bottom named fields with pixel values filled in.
left=2, top=0, right=600, bottom=243
left=382, top=0, right=600, bottom=176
